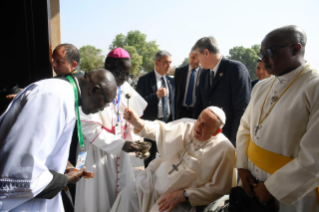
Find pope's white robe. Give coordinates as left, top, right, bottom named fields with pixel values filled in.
left=0, top=79, right=76, bottom=212
left=74, top=82, right=147, bottom=212
left=111, top=119, right=236, bottom=212
left=236, top=62, right=319, bottom=211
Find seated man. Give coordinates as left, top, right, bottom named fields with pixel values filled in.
left=111, top=106, right=236, bottom=212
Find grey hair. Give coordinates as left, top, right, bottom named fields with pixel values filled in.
left=193, top=37, right=220, bottom=54
left=53, top=43, right=80, bottom=64
left=155, top=50, right=172, bottom=61
left=190, top=45, right=196, bottom=53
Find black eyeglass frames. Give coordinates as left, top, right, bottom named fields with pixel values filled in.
left=258, top=43, right=298, bottom=58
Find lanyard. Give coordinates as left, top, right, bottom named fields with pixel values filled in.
left=113, top=86, right=121, bottom=123
left=258, top=64, right=310, bottom=126
left=66, top=75, right=85, bottom=152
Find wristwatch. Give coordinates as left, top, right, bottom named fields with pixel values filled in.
left=183, top=190, right=189, bottom=201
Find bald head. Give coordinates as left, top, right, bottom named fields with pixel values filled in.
left=265, top=25, right=307, bottom=55
left=79, top=69, right=117, bottom=114
left=86, top=69, right=117, bottom=103
left=260, top=25, right=307, bottom=76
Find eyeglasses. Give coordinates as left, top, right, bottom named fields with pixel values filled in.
left=117, top=71, right=134, bottom=79
left=258, top=43, right=298, bottom=58
left=96, top=83, right=110, bottom=107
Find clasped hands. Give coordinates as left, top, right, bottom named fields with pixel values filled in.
left=238, top=168, right=273, bottom=203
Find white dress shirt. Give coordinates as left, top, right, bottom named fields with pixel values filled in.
left=154, top=69, right=170, bottom=119
left=210, top=56, right=223, bottom=79
left=182, top=65, right=200, bottom=107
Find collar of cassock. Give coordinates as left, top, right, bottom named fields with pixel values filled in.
left=276, top=62, right=309, bottom=83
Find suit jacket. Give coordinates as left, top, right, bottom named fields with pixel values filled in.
left=136, top=70, right=175, bottom=121
left=174, top=64, right=203, bottom=119
left=193, top=57, right=251, bottom=145
left=251, top=79, right=259, bottom=89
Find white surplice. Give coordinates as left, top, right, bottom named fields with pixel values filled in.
left=74, top=81, right=147, bottom=212
left=236, top=62, right=319, bottom=211
left=0, top=79, right=76, bottom=212
left=111, top=119, right=236, bottom=212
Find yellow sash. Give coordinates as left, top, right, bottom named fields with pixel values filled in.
left=247, top=138, right=319, bottom=202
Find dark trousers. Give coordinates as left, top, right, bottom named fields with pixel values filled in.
left=143, top=115, right=172, bottom=168
left=179, top=106, right=194, bottom=119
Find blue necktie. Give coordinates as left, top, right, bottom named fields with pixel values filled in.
left=161, top=77, right=169, bottom=122
left=186, top=69, right=196, bottom=106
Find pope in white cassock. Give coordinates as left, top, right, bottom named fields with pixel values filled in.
left=74, top=48, right=147, bottom=212
left=111, top=106, right=236, bottom=212
left=236, top=25, right=319, bottom=212
left=0, top=70, right=117, bottom=211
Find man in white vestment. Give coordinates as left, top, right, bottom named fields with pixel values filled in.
left=0, top=70, right=117, bottom=211
left=111, top=106, right=236, bottom=212
left=236, top=25, right=319, bottom=211
left=75, top=48, right=147, bottom=212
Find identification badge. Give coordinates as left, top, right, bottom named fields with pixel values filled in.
left=115, top=124, right=121, bottom=137
left=75, top=151, right=87, bottom=169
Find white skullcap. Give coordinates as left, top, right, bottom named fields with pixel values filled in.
left=207, top=106, right=226, bottom=128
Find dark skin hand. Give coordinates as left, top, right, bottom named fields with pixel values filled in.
left=238, top=168, right=258, bottom=198
left=122, top=141, right=140, bottom=152
left=254, top=181, right=273, bottom=203
left=65, top=166, right=86, bottom=183
left=158, top=190, right=186, bottom=212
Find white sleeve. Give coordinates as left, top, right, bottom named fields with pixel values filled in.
left=137, top=119, right=192, bottom=160
left=235, top=99, right=252, bottom=169
left=0, top=84, right=74, bottom=211
left=265, top=97, right=319, bottom=205
left=186, top=143, right=236, bottom=206
left=81, top=120, right=125, bottom=156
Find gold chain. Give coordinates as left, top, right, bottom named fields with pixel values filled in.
left=258, top=64, right=310, bottom=125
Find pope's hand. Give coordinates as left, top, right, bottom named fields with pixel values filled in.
left=122, top=141, right=140, bottom=152
left=158, top=190, right=186, bottom=212
left=123, top=108, right=144, bottom=131
left=65, top=167, right=86, bottom=183
left=254, top=181, right=273, bottom=203
left=238, top=168, right=257, bottom=198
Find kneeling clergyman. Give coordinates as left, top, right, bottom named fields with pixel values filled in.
left=236, top=25, right=319, bottom=212
left=111, top=106, right=236, bottom=212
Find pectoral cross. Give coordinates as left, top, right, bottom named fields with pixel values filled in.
left=168, top=160, right=183, bottom=175
left=255, top=125, right=260, bottom=136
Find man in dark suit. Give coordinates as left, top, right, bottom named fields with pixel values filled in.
left=174, top=47, right=203, bottom=119
left=193, top=37, right=251, bottom=146
left=136, top=50, right=175, bottom=167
